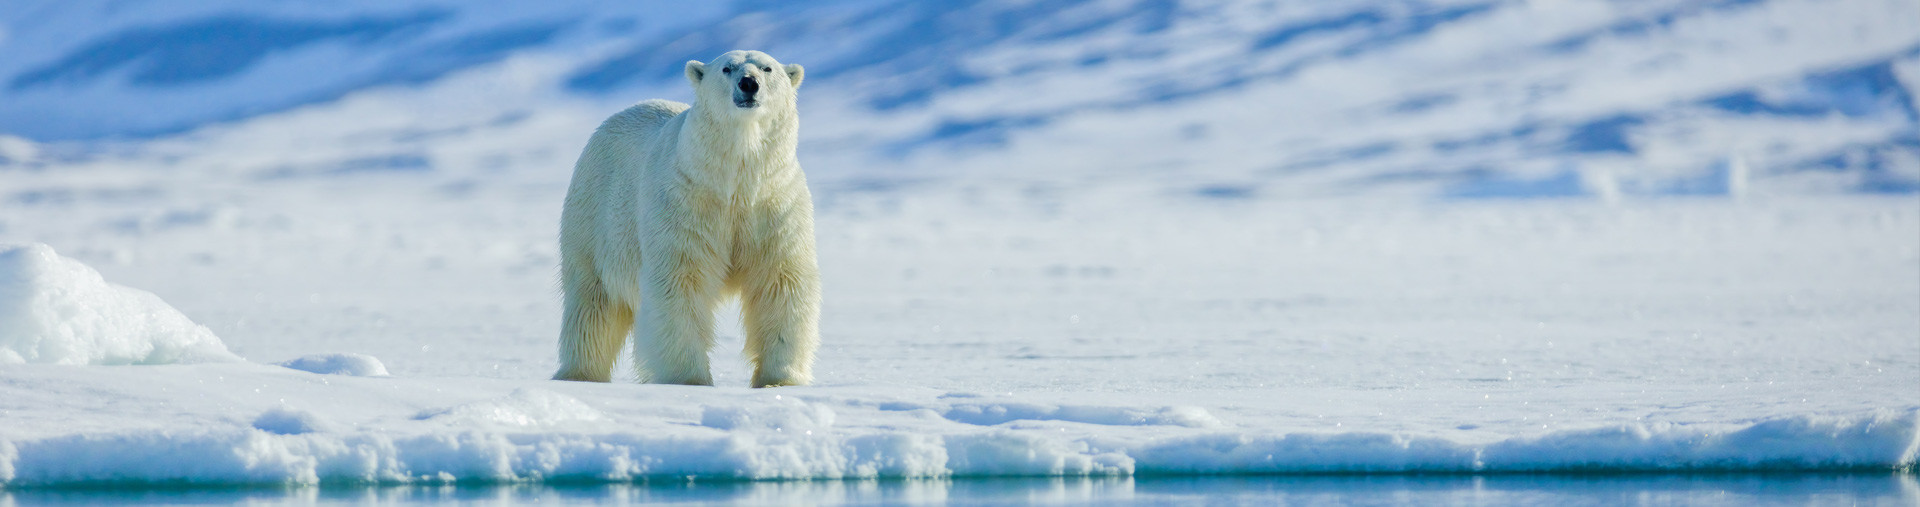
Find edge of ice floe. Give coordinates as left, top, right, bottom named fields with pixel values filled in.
left=0, top=409, right=1911, bottom=487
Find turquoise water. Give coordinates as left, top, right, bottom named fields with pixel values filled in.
left=5, top=473, right=1915, bottom=505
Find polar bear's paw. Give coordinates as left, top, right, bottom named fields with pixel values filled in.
left=751, top=370, right=812, bottom=389
left=551, top=368, right=611, bottom=383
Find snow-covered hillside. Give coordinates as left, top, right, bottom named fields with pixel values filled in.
left=1, top=0, right=1916, bottom=196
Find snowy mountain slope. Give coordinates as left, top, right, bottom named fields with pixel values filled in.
left=0, top=0, right=1915, bottom=195
left=0, top=0, right=727, bottom=140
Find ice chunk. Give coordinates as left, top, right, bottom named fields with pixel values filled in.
left=944, top=432, right=1133, bottom=476
left=251, top=407, right=333, bottom=435
left=0, top=243, right=238, bottom=365
left=278, top=353, right=390, bottom=376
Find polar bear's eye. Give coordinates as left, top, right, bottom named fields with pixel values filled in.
left=722, top=66, right=733, bottom=74
left=761, top=66, right=772, bottom=72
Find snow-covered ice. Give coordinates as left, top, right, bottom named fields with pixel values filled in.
left=0, top=183, right=1913, bottom=486
left=0, top=0, right=1916, bottom=490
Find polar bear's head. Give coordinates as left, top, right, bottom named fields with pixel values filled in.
left=685, top=50, right=803, bottom=116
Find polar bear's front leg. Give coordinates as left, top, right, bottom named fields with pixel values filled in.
left=634, top=250, right=722, bottom=386
left=742, top=266, right=820, bottom=387
left=741, top=213, right=822, bottom=388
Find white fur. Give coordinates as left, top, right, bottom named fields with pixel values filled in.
left=554, top=50, right=818, bottom=388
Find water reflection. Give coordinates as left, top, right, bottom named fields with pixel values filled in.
left=5, top=473, right=1914, bottom=505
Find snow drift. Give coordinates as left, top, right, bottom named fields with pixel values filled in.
left=0, top=243, right=238, bottom=365
left=278, top=353, right=390, bottom=377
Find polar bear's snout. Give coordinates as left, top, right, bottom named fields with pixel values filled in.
left=733, top=76, right=760, bottom=108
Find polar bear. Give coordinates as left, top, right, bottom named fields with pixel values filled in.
left=553, top=50, right=819, bottom=388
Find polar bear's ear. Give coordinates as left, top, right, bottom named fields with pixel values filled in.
left=685, top=61, right=706, bottom=87
left=784, top=63, right=805, bottom=88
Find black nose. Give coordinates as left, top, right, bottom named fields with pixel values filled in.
left=737, top=76, right=758, bottom=95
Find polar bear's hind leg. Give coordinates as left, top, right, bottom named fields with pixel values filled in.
left=553, top=270, right=633, bottom=382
